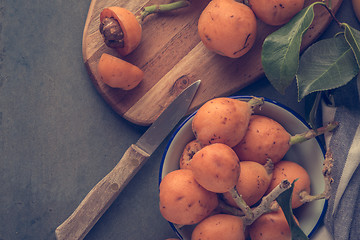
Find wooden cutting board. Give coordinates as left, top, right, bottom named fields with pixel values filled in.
left=83, top=0, right=342, bottom=126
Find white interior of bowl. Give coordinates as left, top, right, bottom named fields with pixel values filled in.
left=159, top=96, right=326, bottom=240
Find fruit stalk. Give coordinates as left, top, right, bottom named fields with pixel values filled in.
left=264, top=158, right=274, bottom=175
left=138, top=1, right=191, bottom=22
left=247, top=96, right=264, bottom=111
left=289, top=121, right=339, bottom=145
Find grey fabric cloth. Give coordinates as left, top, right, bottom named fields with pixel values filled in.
left=322, top=76, right=360, bottom=240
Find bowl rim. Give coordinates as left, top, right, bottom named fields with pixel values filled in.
left=158, top=95, right=328, bottom=239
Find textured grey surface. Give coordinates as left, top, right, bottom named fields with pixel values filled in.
left=0, top=0, right=356, bottom=240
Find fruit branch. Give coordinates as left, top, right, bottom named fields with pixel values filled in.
left=229, top=187, right=254, bottom=219
left=217, top=200, right=246, bottom=216
left=299, top=150, right=334, bottom=203
left=243, top=179, right=291, bottom=226
left=217, top=197, right=279, bottom=217
left=226, top=180, right=291, bottom=226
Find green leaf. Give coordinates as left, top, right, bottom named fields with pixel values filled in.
left=277, top=180, right=309, bottom=240
left=296, top=36, right=359, bottom=101
left=343, top=23, right=360, bottom=67
left=262, top=3, right=317, bottom=94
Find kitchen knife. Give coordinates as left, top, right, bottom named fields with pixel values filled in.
left=55, top=80, right=201, bottom=240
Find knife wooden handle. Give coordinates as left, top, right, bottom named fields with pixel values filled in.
left=55, top=144, right=150, bottom=240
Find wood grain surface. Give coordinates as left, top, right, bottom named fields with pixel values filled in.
left=83, top=0, right=342, bottom=126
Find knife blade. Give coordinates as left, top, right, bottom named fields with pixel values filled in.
left=55, top=80, right=201, bottom=240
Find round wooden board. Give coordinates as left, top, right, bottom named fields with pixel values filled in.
left=82, top=0, right=342, bottom=126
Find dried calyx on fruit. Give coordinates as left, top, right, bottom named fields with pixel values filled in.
left=99, top=1, right=190, bottom=56
left=99, top=17, right=124, bottom=48
left=99, top=7, right=142, bottom=56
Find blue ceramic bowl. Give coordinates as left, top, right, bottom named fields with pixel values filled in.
left=159, top=96, right=327, bottom=239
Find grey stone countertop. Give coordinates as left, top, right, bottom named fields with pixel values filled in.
left=0, top=0, right=358, bottom=239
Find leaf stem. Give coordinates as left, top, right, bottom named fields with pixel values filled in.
left=228, top=187, right=254, bottom=220
left=316, top=1, right=342, bottom=27
left=138, top=1, right=191, bottom=23
left=308, top=91, right=322, bottom=129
